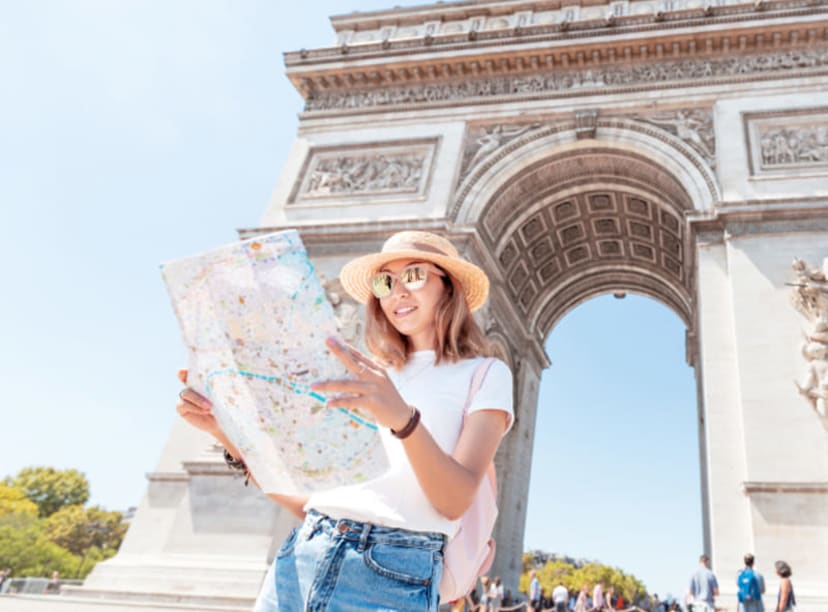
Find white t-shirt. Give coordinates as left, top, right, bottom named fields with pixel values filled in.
left=305, top=350, right=514, bottom=536
left=553, top=585, right=569, bottom=604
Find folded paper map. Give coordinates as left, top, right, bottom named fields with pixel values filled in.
left=161, top=229, right=388, bottom=495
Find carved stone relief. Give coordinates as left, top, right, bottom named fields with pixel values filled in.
left=790, top=257, right=828, bottom=430
left=305, top=49, right=828, bottom=113
left=458, top=108, right=715, bottom=185
left=635, top=109, right=715, bottom=167
left=745, top=109, right=828, bottom=176
left=290, top=140, right=438, bottom=204
left=460, top=123, right=543, bottom=177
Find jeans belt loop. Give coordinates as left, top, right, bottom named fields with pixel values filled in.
left=307, top=513, right=325, bottom=540
left=357, top=522, right=372, bottom=552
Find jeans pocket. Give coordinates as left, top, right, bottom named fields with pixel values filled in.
left=276, top=526, right=300, bottom=559
left=363, top=543, right=434, bottom=586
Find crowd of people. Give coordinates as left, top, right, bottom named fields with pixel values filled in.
left=450, top=553, right=797, bottom=612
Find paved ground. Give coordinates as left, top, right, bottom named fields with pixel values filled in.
left=0, top=595, right=248, bottom=612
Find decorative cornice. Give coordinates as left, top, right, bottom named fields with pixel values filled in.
left=301, top=47, right=828, bottom=115
left=743, top=481, right=828, bottom=493
left=290, top=1, right=827, bottom=66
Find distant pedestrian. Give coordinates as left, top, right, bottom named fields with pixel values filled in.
left=480, top=576, right=491, bottom=611
left=605, top=585, right=616, bottom=610
left=552, top=582, right=568, bottom=612
left=774, top=561, right=796, bottom=612
left=737, top=553, right=763, bottom=612
left=529, top=570, right=541, bottom=612
left=488, top=576, right=504, bottom=611
left=688, top=554, right=719, bottom=612
left=0, top=568, right=11, bottom=594
left=574, top=586, right=589, bottom=612
left=593, top=582, right=606, bottom=611
left=45, top=571, right=60, bottom=594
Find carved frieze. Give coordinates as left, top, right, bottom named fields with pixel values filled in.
left=790, top=257, right=828, bottom=430
left=460, top=123, right=543, bottom=178
left=745, top=109, right=828, bottom=176
left=635, top=109, right=715, bottom=167
left=458, top=108, right=715, bottom=185
left=304, top=49, right=828, bottom=113
left=290, top=139, right=438, bottom=205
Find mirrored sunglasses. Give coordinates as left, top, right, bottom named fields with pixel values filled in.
left=370, top=264, right=445, bottom=299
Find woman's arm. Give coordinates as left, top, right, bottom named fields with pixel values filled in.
left=176, top=370, right=309, bottom=519
left=777, top=578, right=790, bottom=612
left=312, top=339, right=510, bottom=520
left=400, top=408, right=507, bottom=519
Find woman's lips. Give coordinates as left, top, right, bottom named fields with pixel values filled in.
left=394, top=305, right=417, bottom=318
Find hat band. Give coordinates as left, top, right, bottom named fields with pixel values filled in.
left=390, top=241, right=449, bottom=256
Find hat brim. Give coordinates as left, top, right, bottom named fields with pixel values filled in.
left=340, top=250, right=489, bottom=312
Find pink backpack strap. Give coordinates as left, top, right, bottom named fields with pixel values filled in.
left=463, top=358, right=497, bottom=493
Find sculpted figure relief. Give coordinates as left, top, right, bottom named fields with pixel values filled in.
left=791, top=257, right=828, bottom=430
left=760, top=125, right=828, bottom=167
left=638, top=110, right=716, bottom=166
left=462, top=123, right=541, bottom=174
left=305, top=154, right=425, bottom=197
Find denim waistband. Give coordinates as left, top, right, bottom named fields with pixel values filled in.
left=305, top=509, right=446, bottom=551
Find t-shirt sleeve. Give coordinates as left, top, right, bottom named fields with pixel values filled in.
left=467, top=358, right=514, bottom=435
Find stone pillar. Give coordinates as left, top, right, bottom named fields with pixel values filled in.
left=694, top=231, right=754, bottom=587
left=491, top=356, right=543, bottom=590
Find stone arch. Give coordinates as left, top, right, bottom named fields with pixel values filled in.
left=452, top=117, right=719, bottom=226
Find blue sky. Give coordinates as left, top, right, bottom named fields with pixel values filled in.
left=0, top=0, right=700, bottom=599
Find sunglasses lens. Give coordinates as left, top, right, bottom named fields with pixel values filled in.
left=371, top=272, right=393, bottom=298
left=400, top=265, right=427, bottom=291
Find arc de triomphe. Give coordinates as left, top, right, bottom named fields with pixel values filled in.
left=71, top=1, right=827, bottom=610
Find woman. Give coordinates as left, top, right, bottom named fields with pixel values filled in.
left=774, top=561, right=795, bottom=612
left=176, top=231, right=514, bottom=611
left=488, top=576, right=504, bottom=611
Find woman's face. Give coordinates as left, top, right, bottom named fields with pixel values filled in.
left=377, top=258, right=446, bottom=351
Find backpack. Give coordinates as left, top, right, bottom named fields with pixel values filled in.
left=737, top=568, right=760, bottom=603
left=438, top=358, right=499, bottom=602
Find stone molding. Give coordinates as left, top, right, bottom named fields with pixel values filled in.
left=293, top=0, right=827, bottom=65
left=452, top=119, right=716, bottom=221
left=288, top=138, right=439, bottom=205
left=302, top=48, right=828, bottom=114
left=456, top=110, right=716, bottom=201
left=743, top=107, right=828, bottom=177
left=743, top=481, right=828, bottom=493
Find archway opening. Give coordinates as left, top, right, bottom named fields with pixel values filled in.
left=524, top=292, right=702, bottom=600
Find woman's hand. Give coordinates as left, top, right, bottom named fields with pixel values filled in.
left=311, top=338, right=411, bottom=431
left=175, top=369, right=222, bottom=437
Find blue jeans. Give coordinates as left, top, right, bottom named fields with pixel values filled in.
left=254, top=509, right=445, bottom=611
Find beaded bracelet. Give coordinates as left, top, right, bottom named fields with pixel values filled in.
left=222, top=448, right=251, bottom=486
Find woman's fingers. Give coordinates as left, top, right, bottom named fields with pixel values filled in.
left=311, top=379, right=372, bottom=395
left=324, top=337, right=361, bottom=372
left=179, top=388, right=212, bottom=409
left=177, top=369, right=188, bottom=385
left=325, top=337, right=381, bottom=376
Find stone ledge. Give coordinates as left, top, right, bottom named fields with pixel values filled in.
left=742, top=480, right=828, bottom=493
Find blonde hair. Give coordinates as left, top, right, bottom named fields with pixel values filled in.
left=365, top=270, right=496, bottom=369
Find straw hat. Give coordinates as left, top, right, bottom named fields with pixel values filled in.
left=339, top=231, right=489, bottom=312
